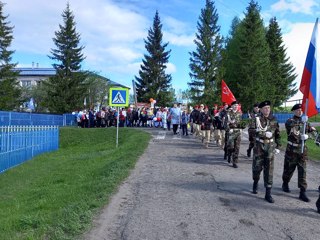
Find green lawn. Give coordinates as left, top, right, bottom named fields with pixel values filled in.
left=280, top=126, right=320, bottom=161
left=0, top=127, right=151, bottom=240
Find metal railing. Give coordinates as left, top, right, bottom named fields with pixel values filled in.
left=0, top=111, right=77, bottom=126
left=0, top=126, right=59, bottom=173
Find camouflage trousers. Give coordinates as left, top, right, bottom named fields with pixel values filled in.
left=282, top=145, right=308, bottom=191
left=252, top=142, right=275, bottom=188
left=248, top=131, right=255, bottom=150
left=226, top=130, right=241, bottom=164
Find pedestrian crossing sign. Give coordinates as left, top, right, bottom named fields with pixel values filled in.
left=109, top=88, right=129, bottom=107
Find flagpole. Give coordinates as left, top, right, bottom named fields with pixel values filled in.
left=301, top=99, right=308, bottom=153
left=116, top=107, right=119, bottom=148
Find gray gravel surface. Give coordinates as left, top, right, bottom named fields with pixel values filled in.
left=85, top=127, right=320, bottom=240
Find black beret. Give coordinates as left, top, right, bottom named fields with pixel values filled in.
left=291, top=104, right=302, bottom=111
left=253, top=103, right=259, bottom=108
left=258, top=100, right=271, bottom=108
left=231, top=100, right=239, bottom=106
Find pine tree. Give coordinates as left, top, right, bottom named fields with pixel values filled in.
left=45, top=3, right=87, bottom=113
left=188, top=0, right=223, bottom=106
left=135, top=11, right=173, bottom=107
left=224, top=1, right=272, bottom=111
left=266, top=17, right=297, bottom=107
left=0, top=2, right=21, bottom=110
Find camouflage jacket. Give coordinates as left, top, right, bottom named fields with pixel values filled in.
left=226, top=110, right=243, bottom=131
left=285, top=115, right=315, bottom=144
left=248, top=111, right=260, bottom=119
left=253, top=114, right=281, bottom=148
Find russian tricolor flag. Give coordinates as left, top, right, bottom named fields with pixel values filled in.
left=300, top=18, right=320, bottom=117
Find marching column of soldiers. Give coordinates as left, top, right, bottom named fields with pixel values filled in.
left=189, top=100, right=320, bottom=212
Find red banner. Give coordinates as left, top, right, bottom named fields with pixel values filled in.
left=221, top=79, right=236, bottom=105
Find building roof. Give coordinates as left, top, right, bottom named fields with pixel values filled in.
left=14, top=67, right=129, bottom=89
left=15, top=67, right=56, bottom=76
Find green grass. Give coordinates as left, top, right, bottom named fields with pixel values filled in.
left=0, top=127, right=151, bottom=240
left=280, top=126, right=320, bottom=161
left=308, top=114, right=320, bottom=122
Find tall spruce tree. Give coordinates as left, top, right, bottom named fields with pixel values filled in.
left=135, top=11, right=173, bottom=106
left=188, top=0, right=223, bottom=106
left=45, top=3, right=87, bottom=113
left=0, top=2, right=21, bottom=110
left=223, top=17, right=241, bottom=93
left=266, top=17, right=297, bottom=107
left=224, top=1, right=272, bottom=111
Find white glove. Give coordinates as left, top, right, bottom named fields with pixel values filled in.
left=301, top=134, right=309, bottom=140
left=265, top=131, right=273, bottom=138
left=274, top=149, right=280, bottom=154
left=301, top=116, right=308, bottom=123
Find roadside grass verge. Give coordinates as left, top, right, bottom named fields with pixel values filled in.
left=0, top=127, right=151, bottom=240
left=280, top=126, right=320, bottom=161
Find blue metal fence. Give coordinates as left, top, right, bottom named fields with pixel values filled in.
left=0, top=111, right=76, bottom=126
left=0, top=126, right=59, bottom=173
left=0, top=111, right=298, bottom=126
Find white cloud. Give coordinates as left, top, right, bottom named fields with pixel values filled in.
left=271, top=0, right=319, bottom=15
left=164, top=31, right=195, bottom=47
left=6, top=0, right=148, bottom=74
left=163, top=16, right=190, bottom=35
left=283, top=22, right=315, bottom=101
left=166, top=62, right=177, bottom=74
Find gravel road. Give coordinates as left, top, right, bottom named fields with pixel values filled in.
left=85, top=127, right=320, bottom=240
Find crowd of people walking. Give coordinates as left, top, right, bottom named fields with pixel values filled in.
left=74, top=101, right=320, bottom=212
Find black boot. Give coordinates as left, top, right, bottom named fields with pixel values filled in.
left=233, top=163, right=238, bottom=168
left=265, top=187, right=274, bottom=203
left=247, top=148, right=252, bottom=157
left=299, top=189, right=310, bottom=202
left=316, top=195, right=320, bottom=214
left=252, top=181, right=258, bottom=194
left=282, top=182, right=291, bottom=193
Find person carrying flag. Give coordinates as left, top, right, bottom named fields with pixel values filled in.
left=281, top=104, right=317, bottom=202
left=294, top=18, right=320, bottom=208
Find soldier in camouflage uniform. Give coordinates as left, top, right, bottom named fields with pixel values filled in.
left=247, top=103, right=260, bottom=157
left=281, top=104, right=317, bottom=202
left=225, top=101, right=243, bottom=168
left=251, top=101, right=281, bottom=203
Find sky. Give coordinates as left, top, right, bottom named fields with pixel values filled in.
left=4, top=0, right=320, bottom=103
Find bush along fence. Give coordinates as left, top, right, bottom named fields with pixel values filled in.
left=0, top=126, right=59, bottom=173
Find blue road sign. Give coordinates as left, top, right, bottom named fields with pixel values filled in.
left=109, top=88, right=129, bottom=107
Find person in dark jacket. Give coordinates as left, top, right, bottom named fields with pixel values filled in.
left=190, top=105, right=199, bottom=135
left=200, top=106, right=213, bottom=148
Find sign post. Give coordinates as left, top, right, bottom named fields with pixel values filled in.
left=109, top=88, right=129, bottom=147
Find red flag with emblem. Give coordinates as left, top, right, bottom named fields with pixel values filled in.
left=221, top=79, right=236, bottom=105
